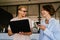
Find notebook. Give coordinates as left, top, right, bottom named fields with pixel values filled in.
left=9, top=19, right=31, bottom=33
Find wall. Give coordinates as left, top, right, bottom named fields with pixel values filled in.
left=0, top=3, right=60, bottom=21
left=0, top=0, right=60, bottom=6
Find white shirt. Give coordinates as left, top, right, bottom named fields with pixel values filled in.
left=8, top=17, right=34, bottom=40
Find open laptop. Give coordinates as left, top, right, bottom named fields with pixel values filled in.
left=9, top=19, right=31, bottom=33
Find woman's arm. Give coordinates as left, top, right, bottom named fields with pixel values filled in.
left=44, top=28, right=56, bottom=40
left=8, top=29, right=13, bottom=36
left=44, top=22, right=60, bottom=40
left=8, top=26, right=13, bottom=36
left=38, top=21, right=57, bottom=40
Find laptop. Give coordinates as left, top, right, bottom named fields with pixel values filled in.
left=9, top=19, right=31, bottom=33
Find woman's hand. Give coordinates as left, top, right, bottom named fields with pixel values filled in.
left=19, top=32, right=32, bottom=35
left=19, top=32, right=25, bottom=35
left=38, top=24, right=46, bottom=30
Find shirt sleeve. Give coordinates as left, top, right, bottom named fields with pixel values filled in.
left=44, top=20, right=60, bottom=40
left=44, top=28, right=56, bottom=40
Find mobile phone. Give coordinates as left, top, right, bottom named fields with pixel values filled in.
left=38, top=24, right=41, bottom=26
left=36, top=22, right=40, bottom=25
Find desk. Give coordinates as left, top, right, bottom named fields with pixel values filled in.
left=0, top=33, right=39, bottom=40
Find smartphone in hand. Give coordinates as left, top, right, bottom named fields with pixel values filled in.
left=36, top=22, right=40, bottom=25
left=38, top=24, right=41, bottom=26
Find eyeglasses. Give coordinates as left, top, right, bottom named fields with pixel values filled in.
left=18, top=9, right=28, bottom=12
left=22, top=11, right=28, bottom=12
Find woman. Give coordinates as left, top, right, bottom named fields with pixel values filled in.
left=38, top=4, right=60, bottom=40
left=8, top=6, right=34, bottom=40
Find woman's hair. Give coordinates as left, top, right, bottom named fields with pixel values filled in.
left=42, top=4, right=55, bottom=16
left=18, top=5, right=27, bottom=10
left=16, top=5, right=27, bottom=16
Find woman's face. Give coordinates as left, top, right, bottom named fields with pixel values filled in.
left=41, top=9, right=49, bottom=18
left=18, top=7, right=27, bottom=17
